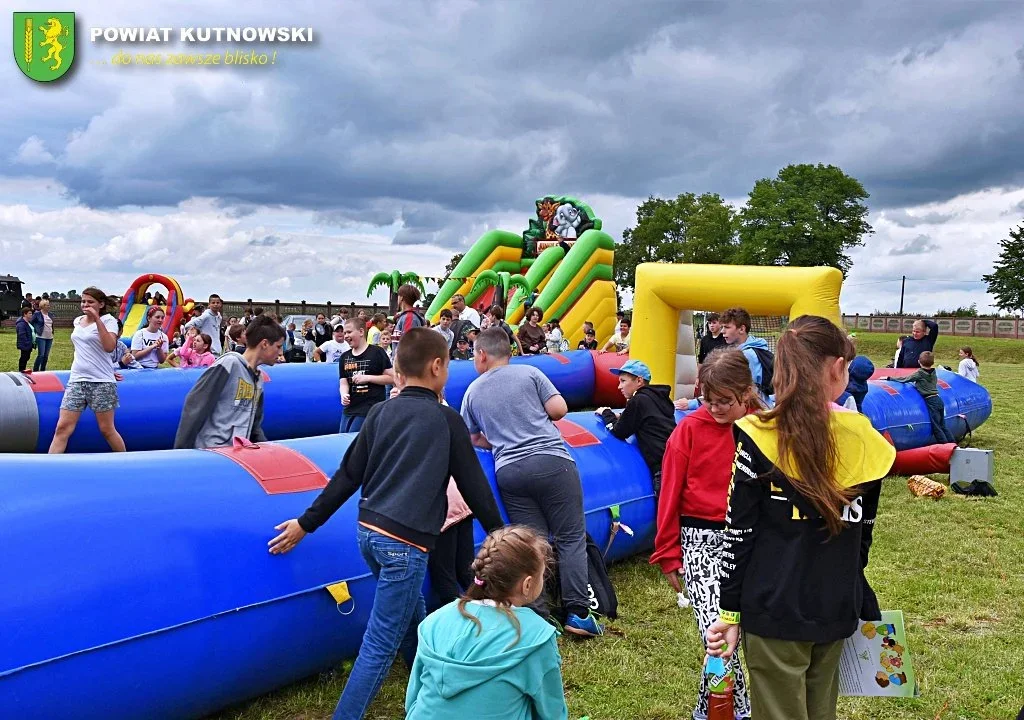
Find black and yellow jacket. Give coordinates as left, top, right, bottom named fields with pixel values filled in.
left=718, top=408, right=895, bottom=643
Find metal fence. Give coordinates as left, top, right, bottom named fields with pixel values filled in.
left=843, top=315, right=1024, bottom=339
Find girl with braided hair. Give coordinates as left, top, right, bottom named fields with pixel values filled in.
left=406, top=526, right=569, bottom=720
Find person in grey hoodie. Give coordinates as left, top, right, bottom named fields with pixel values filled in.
left=173, top=315, right=285, bottom=449
left=721, top=307, right=773, bottom=405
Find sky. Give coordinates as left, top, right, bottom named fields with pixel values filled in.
left=3, top=1, right=1024, bottom=315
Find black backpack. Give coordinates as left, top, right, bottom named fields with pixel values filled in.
left=542, top=533, right=618, bottom=624
left=750, top=346, right=775, bottom=397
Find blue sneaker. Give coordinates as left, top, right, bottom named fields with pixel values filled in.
left=564, top=612, right=603, bottom=638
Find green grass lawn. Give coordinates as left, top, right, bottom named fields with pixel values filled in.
left=2, top=328, right=1022, bottom=719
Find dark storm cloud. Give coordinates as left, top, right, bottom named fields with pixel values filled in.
left=4, top=0, right=1024, bottom=249
left=888, top=234, right=939, bottom=255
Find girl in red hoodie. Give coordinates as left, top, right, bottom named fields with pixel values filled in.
left=652, top=349, right=758, bottom=720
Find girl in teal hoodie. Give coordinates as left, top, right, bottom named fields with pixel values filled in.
left=406, top=526, right=569, bottom=720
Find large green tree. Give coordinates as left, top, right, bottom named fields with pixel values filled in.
left=737, top=163, right=872, bottom=276
left=614, top=192, right=739, bottom=291
left=982, top=224, right=1024, bottom=315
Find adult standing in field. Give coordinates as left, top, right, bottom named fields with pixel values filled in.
left=461, top=328, right=603, bottom=638
left=48, top=287, right=126, bottom=453
left=184, top=293, right=224, bottom=355
left=896, top=318, right=939, bottom=369
left=450, top=293, right=480, bottom=330
left=130, top=307, right=170, bottom=369
left=31, top=298, right=55, bottom=371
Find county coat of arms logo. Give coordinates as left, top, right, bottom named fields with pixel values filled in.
left=14, top=12, right=75, bottom=81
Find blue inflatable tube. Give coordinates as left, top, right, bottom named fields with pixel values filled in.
left=0, top=412, right=654, bottom=720
left=862, top=370, right=991, bottom=450
left=0, top=352, right=598, bottom=454
left=0, top=359, right=992, bottom=455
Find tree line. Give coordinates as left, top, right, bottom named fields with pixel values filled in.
left=614, top=163, right=873, bottom=292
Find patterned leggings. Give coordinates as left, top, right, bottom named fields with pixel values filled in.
left=681, top=526, right=752, bottom=720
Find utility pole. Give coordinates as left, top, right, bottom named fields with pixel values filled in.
left=898, top=275, right=906, bottom=315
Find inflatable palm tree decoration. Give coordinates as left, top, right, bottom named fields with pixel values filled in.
left=367, top=270, right=425, bottom=315
left=470, top=270, right=531, bottom=313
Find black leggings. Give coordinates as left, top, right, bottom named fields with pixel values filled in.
left=427, top=518, right=475, bottom=611
left=18, top=348, right=32, bottom=372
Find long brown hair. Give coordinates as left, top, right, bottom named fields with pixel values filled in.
left=457, top=526, right=551, bottom=647
left=960, top=346, right=979, bottom=366
left=758, top=315, right=855, bottom=536
left=699, top=348, right=761, bottom=411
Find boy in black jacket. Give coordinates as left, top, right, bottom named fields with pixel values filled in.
left=269, top=327, right=504, bottom=720
left=596, top=359, right=676, bottom=493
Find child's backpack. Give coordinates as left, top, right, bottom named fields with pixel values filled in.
left=750, top=346, right=775, bottom=397
left=542, top=533, right=618, bottom=623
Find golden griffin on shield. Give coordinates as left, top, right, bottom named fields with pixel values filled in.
left=39, top=17, right=68, bottom=72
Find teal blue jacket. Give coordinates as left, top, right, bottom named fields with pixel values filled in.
left=406, top=600, right=568, bottom=720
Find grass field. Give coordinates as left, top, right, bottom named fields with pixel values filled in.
left=2, top=329, right=1022, bottom=719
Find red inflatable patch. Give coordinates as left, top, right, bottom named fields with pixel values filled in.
left=554, top=418, right=601, bottom=448
left=206, top=440, right=329, bottom=494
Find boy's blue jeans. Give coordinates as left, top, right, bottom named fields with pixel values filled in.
left=333, top=526, right=428, bottom=720
left=924, top=395, right=955, bottom=444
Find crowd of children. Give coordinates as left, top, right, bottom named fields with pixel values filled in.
left=20, top=283, right=981, bottom=719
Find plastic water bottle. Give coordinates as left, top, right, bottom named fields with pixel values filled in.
left=704, top=649, right=734, bottom=720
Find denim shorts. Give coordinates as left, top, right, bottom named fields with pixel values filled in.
left=60, top=381, right=120, bottom=413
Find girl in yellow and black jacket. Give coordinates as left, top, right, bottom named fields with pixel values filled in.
left=706, top=315, right=895, bottom=720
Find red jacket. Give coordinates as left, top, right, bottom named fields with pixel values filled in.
left=651, top=405, right=739, bottom=574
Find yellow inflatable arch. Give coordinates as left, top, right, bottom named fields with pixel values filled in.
left=630, top=263, right=844, bottom=400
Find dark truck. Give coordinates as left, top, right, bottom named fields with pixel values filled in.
left=1, top=274, right=25, bottom=322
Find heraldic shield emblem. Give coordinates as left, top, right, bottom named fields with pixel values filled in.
left=14, top=12, right=75, bottom=81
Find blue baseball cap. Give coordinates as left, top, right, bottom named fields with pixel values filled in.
left=610, top=359, right=651, bottom=382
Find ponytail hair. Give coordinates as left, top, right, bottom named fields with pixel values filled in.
left=960, top=346, right=979, bottom=366
left=758, top=315, right=856, bottom=537
left=458, top=526, right=551, bottom=647
left=82, top=286, right=114, bottom=313
left=699, top=348, right=761, bottom=412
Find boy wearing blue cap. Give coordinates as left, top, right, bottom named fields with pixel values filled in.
left=595, top=359, right=676, bottom=493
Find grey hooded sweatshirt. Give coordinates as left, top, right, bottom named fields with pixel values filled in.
left=173, top=352, right=267, bottom=449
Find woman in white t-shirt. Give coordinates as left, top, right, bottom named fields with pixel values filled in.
left=49, top=287, right=126, bottom=453
left=130, top=306, right=170, bottom=369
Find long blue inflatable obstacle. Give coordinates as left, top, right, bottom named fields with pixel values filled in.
left=676, top=368, right=991, bottom=451
left=0, top=350, right=620, bottom=454
left=0, top=355, right=991, bottom=455
left=0, top=412, right=652, bottom=720
left=864, top=370, right=990, bottom=450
